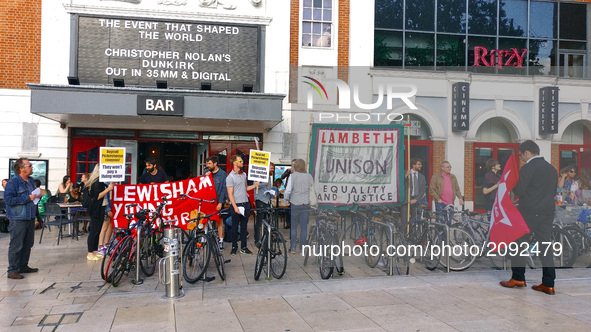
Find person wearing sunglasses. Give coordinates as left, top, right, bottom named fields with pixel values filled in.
left=3, top=158, right=41, bottom=279
left=558, top=166, right=577, bottom=204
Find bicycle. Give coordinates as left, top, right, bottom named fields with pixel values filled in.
left=107, top=207, right=153, bottom=286
left=253, top=206, right=288, bottom=280
left=180, top=194, right=227, bottom=283
left=405, top=206, right=442, bottom=271
left=304, top=208, right=344, bottom=279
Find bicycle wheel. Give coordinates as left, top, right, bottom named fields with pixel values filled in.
left=270, top=230, right=287, bottom=279
left=210, top=234, right=226, bottom=281
left=419, top=226, right=440, bottom=271
left=183, top=233, right=211, bottom=284
left=348, top=217, right=362, bottom=241
left=101, top=233, right=122, bottom=281
left=139, top=230, right=158, bottom=277
left=551, top=227, right=577, bottom=267
left=393, top=231, right=409, bottom=275
left=562, top=225, right=591, bottom=258
left=111, top=237, right=133, bottom=287
left=254, top=232, right=267, bottom=281
left=303, top=226, right=317, bottom=266
left=364, top=226, right=381, bottom=268
left=440, top=227, right=478, bottom=271
left=319, top=235, right=333, bottom=279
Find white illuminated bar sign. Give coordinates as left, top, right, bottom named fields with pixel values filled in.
left=137, top=96, right=184, bottom=116
left=451, top=82, right=470, bottom=132
left=539, top=87, right=559, bottom=134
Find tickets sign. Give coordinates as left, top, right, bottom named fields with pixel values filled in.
left=111, top=176, right=218, bottom=230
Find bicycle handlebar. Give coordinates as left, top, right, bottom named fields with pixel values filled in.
left=179, top=193, right=215, bottom=204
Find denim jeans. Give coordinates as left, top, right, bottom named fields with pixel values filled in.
left=435, top=202, right=453, bottom=226
left=8, top=218, right=35, bottom=274
left=290, top=204, right=309, bottom=251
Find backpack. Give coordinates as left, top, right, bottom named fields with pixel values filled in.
left=81, top=186, right=93, bottom=211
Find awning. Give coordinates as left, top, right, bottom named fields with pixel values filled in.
left=28, top=84, right=285, bottom=133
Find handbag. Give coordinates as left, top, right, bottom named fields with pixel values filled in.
left=309, top=184, right=318, bottom=208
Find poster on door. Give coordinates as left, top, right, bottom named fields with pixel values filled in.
left=308, top=124, right=405, bottom=207
left=99, top=147, right=126, bottom=182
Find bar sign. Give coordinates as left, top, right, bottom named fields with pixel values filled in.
left=539, top=87, right=559, bottom=134
left=452, top=82, right=470, bottom=132
left=137, top=96, right=184, bottom=116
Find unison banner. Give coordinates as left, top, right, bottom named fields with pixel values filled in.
left=110, top=175, right=218, bottom=230
left=308, top=124, right=405, bottom=207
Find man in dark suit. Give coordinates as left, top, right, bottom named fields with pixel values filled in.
left=401, top=158, right=427, bottom=236
left=500, top=140, right=558, bottom=295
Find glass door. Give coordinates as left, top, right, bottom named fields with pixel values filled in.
left=560, top=53, right=585, bottom=78
left=474, top=143, right=518, bottom=212
left=106, top=140, right=137, bottom=185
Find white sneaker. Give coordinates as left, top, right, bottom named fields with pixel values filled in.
left=219, top=241, right=224, bottom=251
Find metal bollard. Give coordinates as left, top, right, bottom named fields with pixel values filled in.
left=158, top=226, right=184, bottom=299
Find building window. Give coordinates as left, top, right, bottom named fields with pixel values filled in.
left=374, top=0, right=588, bottom=78
left=302, top=0, right=332, bottom=48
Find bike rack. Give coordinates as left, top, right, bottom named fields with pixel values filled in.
left=132, top=221, right=143, bottom=285
left=157, top=224, right=184, bottom=299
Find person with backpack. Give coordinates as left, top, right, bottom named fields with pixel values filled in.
left=83, top=167, right=114, bottom=261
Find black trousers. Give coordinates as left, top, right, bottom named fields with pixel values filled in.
left=230, top=202, right=251, bottom=250
left=509, top=210, right=556, bottom=288
left=87, top=206, right=105, bottom=253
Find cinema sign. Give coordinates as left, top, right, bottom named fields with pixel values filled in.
left=473, top=47, right=528, bottom=68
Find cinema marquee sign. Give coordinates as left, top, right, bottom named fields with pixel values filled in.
left=76, top=16, right=260, bottom=91
left=473, top=47, right=528, bottom=68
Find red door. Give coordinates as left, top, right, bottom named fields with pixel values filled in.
left=70, top=138, right=106, bottom=182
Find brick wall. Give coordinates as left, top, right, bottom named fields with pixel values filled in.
left=337, top=0, right=349, bottom=83
left=432, top=141, right=446, bottom=177
left=551, top=144, right=560, bottom=174
left=0, top=0, right=42, bottom=89
left=288, top=0, right=300, bottom=103
left=464, top=142, right=474, bottom=201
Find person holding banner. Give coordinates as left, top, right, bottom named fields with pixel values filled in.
left=500, top=140, right=558, bottom=295
left=206, top=155, right=228, bottom=251
left=429, top=161, right=463, bottom=225
left=226, top=155, right=259, bottom=255
left=284, top=159, right=314, bottom=254
left=401, top=158, right=427, bottom=234
left=482, top=159, right=502, bottom=219
left=84, top=167, right=114, bottom=261
left=139, top=157, right=169, bottom=184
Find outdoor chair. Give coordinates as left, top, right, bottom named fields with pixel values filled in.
left=39, top=202, right=78, bottom=244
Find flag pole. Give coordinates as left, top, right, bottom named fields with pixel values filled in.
left=306, top=114, right=314, bottom=166
left=406, top=115, right=411, bottom=238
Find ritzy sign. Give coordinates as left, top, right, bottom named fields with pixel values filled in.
left=474, top=47, right=527, bottom=68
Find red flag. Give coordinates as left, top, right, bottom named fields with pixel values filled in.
left=489, top=154, right=530, bottom=251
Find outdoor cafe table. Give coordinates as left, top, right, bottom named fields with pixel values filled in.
left=57, top=202, right=83, bottom=237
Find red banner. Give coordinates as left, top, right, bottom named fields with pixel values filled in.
left=489, top=154, right=530, bottom=250
left=111, top=175, right=218, bottom=230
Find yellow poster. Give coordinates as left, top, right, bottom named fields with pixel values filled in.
left=100, top=147, right=126, bottom=182
left=248, top=150, right=271, bottom=182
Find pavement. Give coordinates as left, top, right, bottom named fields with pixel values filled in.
left=1, top=224, right=591, bottom=332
